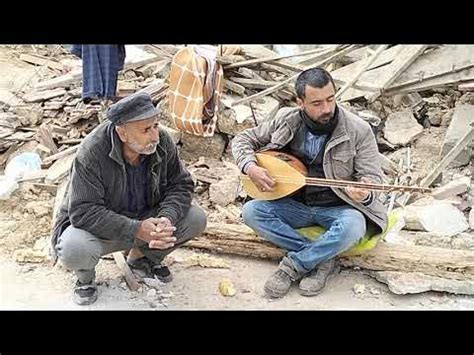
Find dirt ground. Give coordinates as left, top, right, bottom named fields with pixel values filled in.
left=1, top=186, right=473, bottom=310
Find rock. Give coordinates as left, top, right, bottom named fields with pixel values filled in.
left=12, top=105, right=43, bottom=126
left=119, top=282, right=128, bottom=290
left=393, top=92, right=423, bottom=109
left=469, top=209, right=474, bottom=230
left=209, top=163, right=241, bottom=207
left=383, top=110, right=423, bottom=146
left=373, top=271, right=474, bottom=295
left=0, top=220, right=17, bottom=239
left=180, top=133, right=226, bottom=161
left=218, top=95, right=280, bottom=136
left=13, top=248, right=48, bottom=263
left=24, top=201, right=52, bottom=218
left=146, top=289, right=157, bottom=299
left=432, top=176, right=471, bottom=200
left=160, top=124, right=182, bottom=144
left=397, top=198, right=469, bottom=236
left=369, top=287, right=381, bottom=296
left=219, top=279, right=236, bottom=297
left=426, top=108, right=443, bottom=126
left=143, top=277, right=165, bottom=289
left=353, top=284, right=366, bottom=294
left=441, top=104, right=474, bottom=167
left=161, top=292, right=173, bottom=298
left=357, top=110, right=382, bottom=127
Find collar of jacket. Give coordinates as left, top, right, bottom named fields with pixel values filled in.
left=286, top=105, right=350, bottom=149
left=107, top=124, right=164, bottom=167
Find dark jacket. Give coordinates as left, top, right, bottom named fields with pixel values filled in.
left=50, top=121, right=194, bottom=264
left=232, top=106, right=388, bottom=233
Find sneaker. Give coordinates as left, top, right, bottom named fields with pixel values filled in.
left=264, top=257, right=302, bottom=299
left=127, top=257, right=173, bottom=283
left=73, top=280, right=98, bottom=306
left=298, top=259, right=340, bottom=297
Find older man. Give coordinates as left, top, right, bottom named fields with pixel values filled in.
left=51, top=92, right=206, bottom=305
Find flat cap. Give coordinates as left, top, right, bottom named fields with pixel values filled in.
left=107, top=92, right=159, bottom=125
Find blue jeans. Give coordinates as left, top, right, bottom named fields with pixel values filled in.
left=242, top=198, right=366, bottom=274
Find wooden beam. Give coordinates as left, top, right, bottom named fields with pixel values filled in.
left=335, top=45, right=389, bottom=100
left=112, top=252, right=140, bottom=291
left=43, top=144, right=80, bottom=165
left=230, top=45, right=357, bottom=107
left=420, top=125, right=474, bottom=187
left=19, top=53, right=65, bottom=71
left=366, top=45, right=428, bottom=102
left=185, top=222, right=474, bottom=281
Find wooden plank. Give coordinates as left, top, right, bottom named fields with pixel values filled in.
left=459, top=81, right=474, bottom=92
left=224, top=47, right=326, bottom=69
left=335, top=45, right=389, bottom=100
left=113, top=252, right=140, bottom=291
left=366, top=45, right=428, bottom=102
left=229, top=77, right=279, bottom=90
left=36, top=55, right=165, bottom=91
left=186, top=222, right=474, bottom=281
left=389, top=45, right=474, bottom=90
left=23, top=88, right=67, bottom=103
left=387, top=66, right=474, bottom=95
left=420, top=126, right=474, bottom=187
left=224, top=80, right=246, bottom=96
left=231, top=45, right=357, bottom=107
left=45, top=154, right=75, bottom=184
left=42, top=144, right=80, bottom=165
left=36, top=123, right=59, bottom=154
left=19, top=53, right=65, bottom=71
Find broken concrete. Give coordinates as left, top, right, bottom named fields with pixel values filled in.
left=218, top=95, right=280, bottom=136
left=373, top=271, right=474, bottom=295
left=426, top=107, right=444, bottom=126
left=441, top=104, right=474, bottom=167
left=383, top=110, right=423, bottom=146
left=396, top=198, right=469, bottom=236
left=209, top=162, right=241, bottom=207
left=179, top=133, right=226, bottom=161
left=432, top=176, right=471, bottom=200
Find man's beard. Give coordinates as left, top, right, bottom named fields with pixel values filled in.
left=128, top=140, right=158, bottom=155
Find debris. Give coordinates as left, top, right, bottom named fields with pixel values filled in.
left=146, top=288, right=157, bottom=299
left=219, top=279, right=236, bottom=297
left=180, top=133, right=226, bottom=161
left=469, top=209, right=474, bottom=230
left=373, top=271, right=474, bottom=296
left=441, top=104, right=474, bottom=167
left=185, top=253, right=230, bottom=269
left=369, top=287, right=381, bottom=296
left=431, top=176, right=471, bottom=200
left=383, top=110, right=423, bottom=146
left=353, top=284, right=366, bottom=294
left=396, top=198, right=469, bottom=236
left=143, top=277, right=165, bottom=289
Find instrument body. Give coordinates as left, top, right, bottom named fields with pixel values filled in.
left=240, top=150, right=431, bottom=200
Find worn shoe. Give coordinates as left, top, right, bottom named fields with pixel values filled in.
left=127, top=257, right=173, bottom=283
left=298, top=258, right=340, bottom=296
left=73, top=280, right=98, bottom=306
left=264, top=257, right=302, bottom=298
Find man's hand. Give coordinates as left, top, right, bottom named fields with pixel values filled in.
left=345, top=177, right=371, bottom=203
left=246, top=164, right=276, bottom=192
left=136, top=217, right=177, bottom=250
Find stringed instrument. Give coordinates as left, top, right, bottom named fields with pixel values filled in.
left=240, top=150, right=431, bottom=200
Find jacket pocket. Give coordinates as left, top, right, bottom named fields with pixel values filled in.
left=332, top=150, right=355, bottom=179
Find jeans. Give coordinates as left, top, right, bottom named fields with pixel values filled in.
left=242, top=198, right=366, bottom=274
left=56, top=205, right=207, bottom=283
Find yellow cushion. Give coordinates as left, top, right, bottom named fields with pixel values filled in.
left=296, top=212, right=399, bottom=256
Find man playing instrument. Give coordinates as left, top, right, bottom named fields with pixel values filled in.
left=232, top=68, right=388, bottom=298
